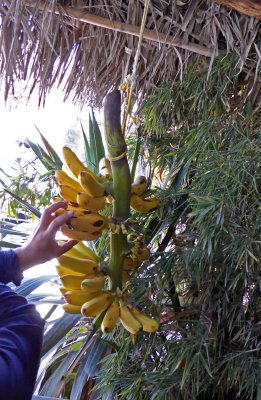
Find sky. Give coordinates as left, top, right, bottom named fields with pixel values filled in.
left=0, top=85, right=86, bottom=171
left=0, top=83, right=92, bottom=317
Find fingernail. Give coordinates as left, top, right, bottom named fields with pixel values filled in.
left=67, top=210, right=74, bottom=216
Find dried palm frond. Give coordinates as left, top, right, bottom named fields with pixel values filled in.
left=0, top=0, right=260, bottom=107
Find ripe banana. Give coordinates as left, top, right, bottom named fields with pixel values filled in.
left=55, top=206, right=91, bottom=218
left=69, top=213, right=106, bottom=232
left=81, top=275, right=106, bottom=292
left=131, top=176, right=147, bottom=196
left=130, top=307, right=160, bottom=333
left=63, top=289, right=102, bottom=306
left=61, top=225, right=103, bottom=242
left=77, top=192, right=106, bottom=212
left=56, top=265, right=85, bottom=277
left=119, top=303, right=142, bottom=335
left=59, top=286, right=69, bottom=296
left=63, top=146, right=96, bottom=180
left=81, top=292, right=114, bottom=317
left=55, top=169, right=82, bottom=192
left=74, top=241, right=99, bottom=262
left=130, top=194, right=160, bottom=213
left=78, top=171, right=105, bottom=197
left=57, top=254, right=100, bottom=274
left=101, top=300, right=120, bottom=333
left=63, top=303, right=82, bottom=314
left=60, top=274, right=99, bottom=290
left=58, top=184, right=78, bottom=204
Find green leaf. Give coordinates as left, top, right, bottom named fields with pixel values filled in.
left=3, top=188, right=42, bottom=218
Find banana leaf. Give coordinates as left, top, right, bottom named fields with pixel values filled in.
left=41, top=313, right=81, bottom=356
left=70, top=336, right=109, bottom=400
left=83, top=110, right=105, bottom=174
left=15, top=275, right=56, bottom=296
left=3, top=188, right=42, bottom=218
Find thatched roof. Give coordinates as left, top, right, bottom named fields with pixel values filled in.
left=0, top=0, right=260, bottom=107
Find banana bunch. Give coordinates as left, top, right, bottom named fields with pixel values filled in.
left=55, top=241, right=108, bottom=314
left=100, top=299, right=160, bottom=334
left=130, top=175, right=160, bottom=213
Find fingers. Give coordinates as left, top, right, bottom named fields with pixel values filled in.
left=48, top=209, right=75, bottom=236
left=56, top=240, right=78, bottom=257
left=40, top=200, right=69, bottom=229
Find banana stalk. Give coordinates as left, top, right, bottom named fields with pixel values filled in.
left=104, top=90, right=131, bottom=291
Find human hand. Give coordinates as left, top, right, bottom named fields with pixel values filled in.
left=15, top=200, right=78, bottom=272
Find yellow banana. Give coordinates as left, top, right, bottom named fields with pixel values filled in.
left=61, top=225, right=103, bottom=242
left=81, top=292, right=114, bottom=317
left=59, top=286, right=69, bottom=296
left=56, top=265, right=85, bottom=277
left=62, top=303, right=82, bottom=314
left=130, top=194, right=160, bottom=213
left=131, top=176, right=147, bottom=196
left=63, top=289, right=102, bottom=306
left=119, top=303, right=142, bottom=335
left=55, top=207, right=91, bottom=218
left=62, top=146, right=96, bottom=179
left=77, top=192, right=106, bottom=212
left=58, top=184, right=78, bottom=204
left=99, top=157, right=112, bottom=177
left=55, top=169, right=82, bottom=192
left=101, top=301, right=120, bottom=333
left=78, top=171, right=105, bottom=197
left=130, top=307, right=160, bottom=333
left=69, top=213, right=106, bottom=232
left=74, top=241, right=99, bottom=262
left=81, top=275, right=106, bottom=292
left=57, top=254, right=100, bottom=274
left=60, top=274, right=99, bottom=290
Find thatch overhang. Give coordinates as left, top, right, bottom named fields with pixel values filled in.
left=0, top=0, right=260, bottom=107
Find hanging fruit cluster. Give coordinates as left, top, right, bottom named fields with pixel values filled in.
left=55, top=90, right=161, bottom=336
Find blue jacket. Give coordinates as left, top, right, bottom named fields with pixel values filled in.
left=0, top=250, right=45, bottom=400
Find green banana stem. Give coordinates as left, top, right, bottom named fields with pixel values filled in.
left=104, top=90, right=131, bottom=291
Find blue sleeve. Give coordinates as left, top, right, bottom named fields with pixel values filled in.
left=0, top=249, right=24, bottom=286
left=0, top=251, right=45, bottom=400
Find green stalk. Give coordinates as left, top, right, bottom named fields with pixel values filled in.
left=104, top=90, right=131, bottom=290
